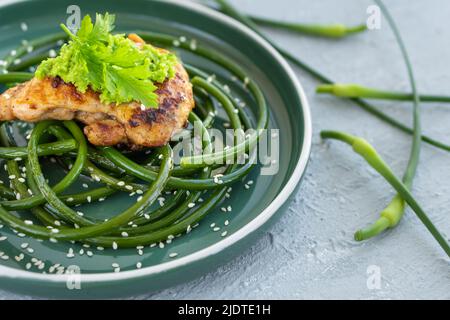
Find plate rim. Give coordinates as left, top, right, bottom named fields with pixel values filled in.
left=0, top=0, right=312, bottom=284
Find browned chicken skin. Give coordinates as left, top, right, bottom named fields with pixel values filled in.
left=0, top=35, right=194, bottom=149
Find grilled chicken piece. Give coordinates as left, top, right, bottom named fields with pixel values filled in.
left=0, top=35, right=194, bottom=149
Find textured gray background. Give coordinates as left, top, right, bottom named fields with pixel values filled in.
left=1, top=0, right=450, bottom=299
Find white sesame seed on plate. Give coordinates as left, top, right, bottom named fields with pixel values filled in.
left=159, top=242, right=165, bottom=249
left=213, top=227, right=220, bottom=232
left=0, top=236, right=7, bottom=241
left=189, top=39, right=197, bottom=51
left=169, top=252, right=178, bottom=258
left=48, top=49, right=57, bottom=58
left=136, top=196, right=143, bottom=202
left=136, top=262, right=142, bottom=269
left=221, top=231, right=228, bottom=237
left=20, top=242, right=29, bottom=249
left=224, top=220, right=229, bottom=226
left=87, top=196, right=92, bottom=203
left=112, top=242, right=118, bottom=250
left=20, top=22, right=28, bottom=31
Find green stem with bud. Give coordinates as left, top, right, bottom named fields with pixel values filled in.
left=317, top=83, right=450, bottom=103
left=249, top=16, right=366, bottom=38
left=321, top=130, right=450, bottom=257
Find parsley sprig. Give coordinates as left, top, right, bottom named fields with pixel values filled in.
left=36, top=13, right=177, bottom=108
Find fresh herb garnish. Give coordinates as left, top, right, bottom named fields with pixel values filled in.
left=36, top=13, right=178, bottom=108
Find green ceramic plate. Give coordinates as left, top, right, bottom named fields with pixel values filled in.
left=0, top=0, right=311, bottom=298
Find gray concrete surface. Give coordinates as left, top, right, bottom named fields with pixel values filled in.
left=1, top=0, right=449, bottom=299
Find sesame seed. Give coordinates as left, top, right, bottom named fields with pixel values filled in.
left=169, top=253, right=178, bottom=258
left=8, top=175, right=16, bottom=179
left=48, top=49, right=57, bottom=58
left=112, top=242, right=118, bottom=250
left=136, top=262, right=142, bottom=269
left=187, top=202, right=195, bottom=208
left=66, top=249, right=75, bottom=258
left=125, top=185, right=133, bottom=191
left=117, top=181, right=125, bottom=186
left=20, top=22, right=28, bottom=31
left=190, top=39, right=197, bottom=51
left=213, top=227, right=220, bottom=232
left=121, top=232, right=129, bottom=238
left=87, top=196, right=92, bottom=203
left=0, top=236, right=7, bottom=241
left=24, top=220, right=33, bottom=225
left=221, top=231, right=228, bottom=237
left=137, top=196, right=143, bottom=202
left=159, top=242, right=165, bottom=249
left=140, top=104, right=146, bottom=111
left=20, top=242, right=29, bottom=249
left=224, top=220, right=229, bottom=226
left=82, top=183, right=89, bottom=188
